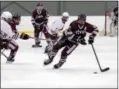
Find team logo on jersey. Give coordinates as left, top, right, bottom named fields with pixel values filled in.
left=36, top=15, right=43, bottom=19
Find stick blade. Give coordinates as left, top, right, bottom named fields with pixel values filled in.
left=101, top=67, right=110, bottom=72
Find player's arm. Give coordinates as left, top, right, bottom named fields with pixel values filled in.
left=31, top=10, right=36, bottom=27
left=63, top=22, right=74, bottom=37
left=87, top=24, right=99, bottom=44
left=43, top=10, right=49, bottom=25
left=62, top=22, right=80, bottom=44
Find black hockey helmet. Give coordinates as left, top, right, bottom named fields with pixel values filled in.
left=78, top=13, right=86, bottom=21
left=12, top=13, right=21, bottom=20
left=12, top=13, right=21, bottom=25
left=37, top=3, right=44, bottom=11
left=37, top=3, right=43, bottom=6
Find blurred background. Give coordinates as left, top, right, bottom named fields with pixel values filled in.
left=1, top=1, right=118, bottom=36
left=1, top=1, right=118, bottom=16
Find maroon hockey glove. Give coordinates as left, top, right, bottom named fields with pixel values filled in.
left=20, top=33, right=30, bottom=40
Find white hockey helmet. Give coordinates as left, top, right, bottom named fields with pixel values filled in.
left=62, top=12, right=69, bottom=21
left=1, top=11, right=12, bottom=20
left=62, top=12, right=69, bottom=17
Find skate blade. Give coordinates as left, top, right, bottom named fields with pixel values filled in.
left=32, top=45, right=42, bottom=48
left=6, top=61, right=13, bottom=64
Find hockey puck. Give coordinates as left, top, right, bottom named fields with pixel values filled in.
left=94, top=72, right=98, bottom=74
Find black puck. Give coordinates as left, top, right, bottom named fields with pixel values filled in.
left=94, top=72, right=98, bottom=74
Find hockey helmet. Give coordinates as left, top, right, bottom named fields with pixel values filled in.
left=37, top=3, right=43, bottom=6
left=62, top=12, right=69, bottom=21
left=12, top=13, right=21, bottom=25
left=1, top=11, right=12, bottom=20
left=12, top=13, right=21, bottom=20
left=78, top=13, right=86, bottom=21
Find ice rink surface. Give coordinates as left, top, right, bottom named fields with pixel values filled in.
left=1, top=36, right=117, bottom=88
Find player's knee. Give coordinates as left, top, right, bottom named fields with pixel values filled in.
left=15, top=45, right=19, bottom=51
left=61, top=55, right=67, bottom=59
left=13, top=41, right=19, bottom=51
left=11, top=44, right=19, bottom=52
left=52, top=48, right=58, bottom=53
left=53, top=44, right=60, bottom=51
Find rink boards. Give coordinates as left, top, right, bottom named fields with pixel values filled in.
left=17, top=16, right=111, bottom=34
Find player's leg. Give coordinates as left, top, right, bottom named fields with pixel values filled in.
left=44, top=39, right=53, bottom=53
left=42, top=26, right=51, bottom=43
left=7, top=39, right=19, bottom=63
left=32, top=27, right=42, bottom=47
left=42, top=26, right=53, bottom=53
left=44, top=34, right=58, bottom=53
left=54, top=42, right=78, bottom=69
left=0, top=38, right=8, bottom=50
left=44, top=36, right=66, bottom=65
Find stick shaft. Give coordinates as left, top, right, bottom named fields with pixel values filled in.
left=91, top=44, right=102, bottom=71
left=29, top=36, right=48, bottom=41
left=0, top=51, right=8, bottom=59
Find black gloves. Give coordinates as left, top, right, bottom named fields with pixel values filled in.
left=79, top=38, right=87, bottom=45
left=20, top=33, right=30, bottom=40
left=88, top=35, right=94, bottom=44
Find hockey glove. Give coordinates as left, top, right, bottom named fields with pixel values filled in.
left=88, top=35, right=94, bottom=44
left=79, top=38, right=87, bottom=45
left=20, top=33, right=30, bottom=40
left=12, top=32, right=19, bottom=40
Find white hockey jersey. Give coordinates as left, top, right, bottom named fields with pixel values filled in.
left=1, top=19, right=15, bottom=39
left=48, top=18, right=66, bottom=35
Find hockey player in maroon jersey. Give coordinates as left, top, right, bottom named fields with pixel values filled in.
left=8, top=13, right=21, bottom=39
left=31, top=3, right=49, bottom=47
left=44, top=13, right=99, bottom=69
left=10, top=13, right=21, bottom=33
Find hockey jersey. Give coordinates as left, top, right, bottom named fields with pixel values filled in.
left=1, top=19, right=15, bottom=39
left=48, top=18, right=66, bottom=35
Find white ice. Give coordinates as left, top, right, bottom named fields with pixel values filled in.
left=1, top=36, right=117, bottom=88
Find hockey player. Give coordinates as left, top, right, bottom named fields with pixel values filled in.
left=109, top=7, right=118, bottom=36
left=113, top=7, right=118, bottom=26
left=45, top=12, right=69, bottom=53
left=1, top=11, right=30, bottom=63
left=8, top=13, right=21, bottom=39
left=112, top=7, right=118, bottom=35
left=9, top=13, right=21, bottom=33
left=31, top=3, right=49, bottom=47
left=44, top=13, right=99, bottom=69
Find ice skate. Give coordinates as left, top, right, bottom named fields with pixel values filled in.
left=44, top=59, right=53, bottom=65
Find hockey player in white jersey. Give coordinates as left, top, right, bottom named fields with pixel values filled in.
left=0, top=11, right=30, bottom=63
left=45, top=12, right=69, bottom=53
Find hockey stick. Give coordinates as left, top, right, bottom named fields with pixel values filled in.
left=1, top=48, right=6, bottom=53
left=91, top=44, right=110, bottom=72
left=29, top=36, right=51, bottom=41
left=0, top=50, right=8, bottom=59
